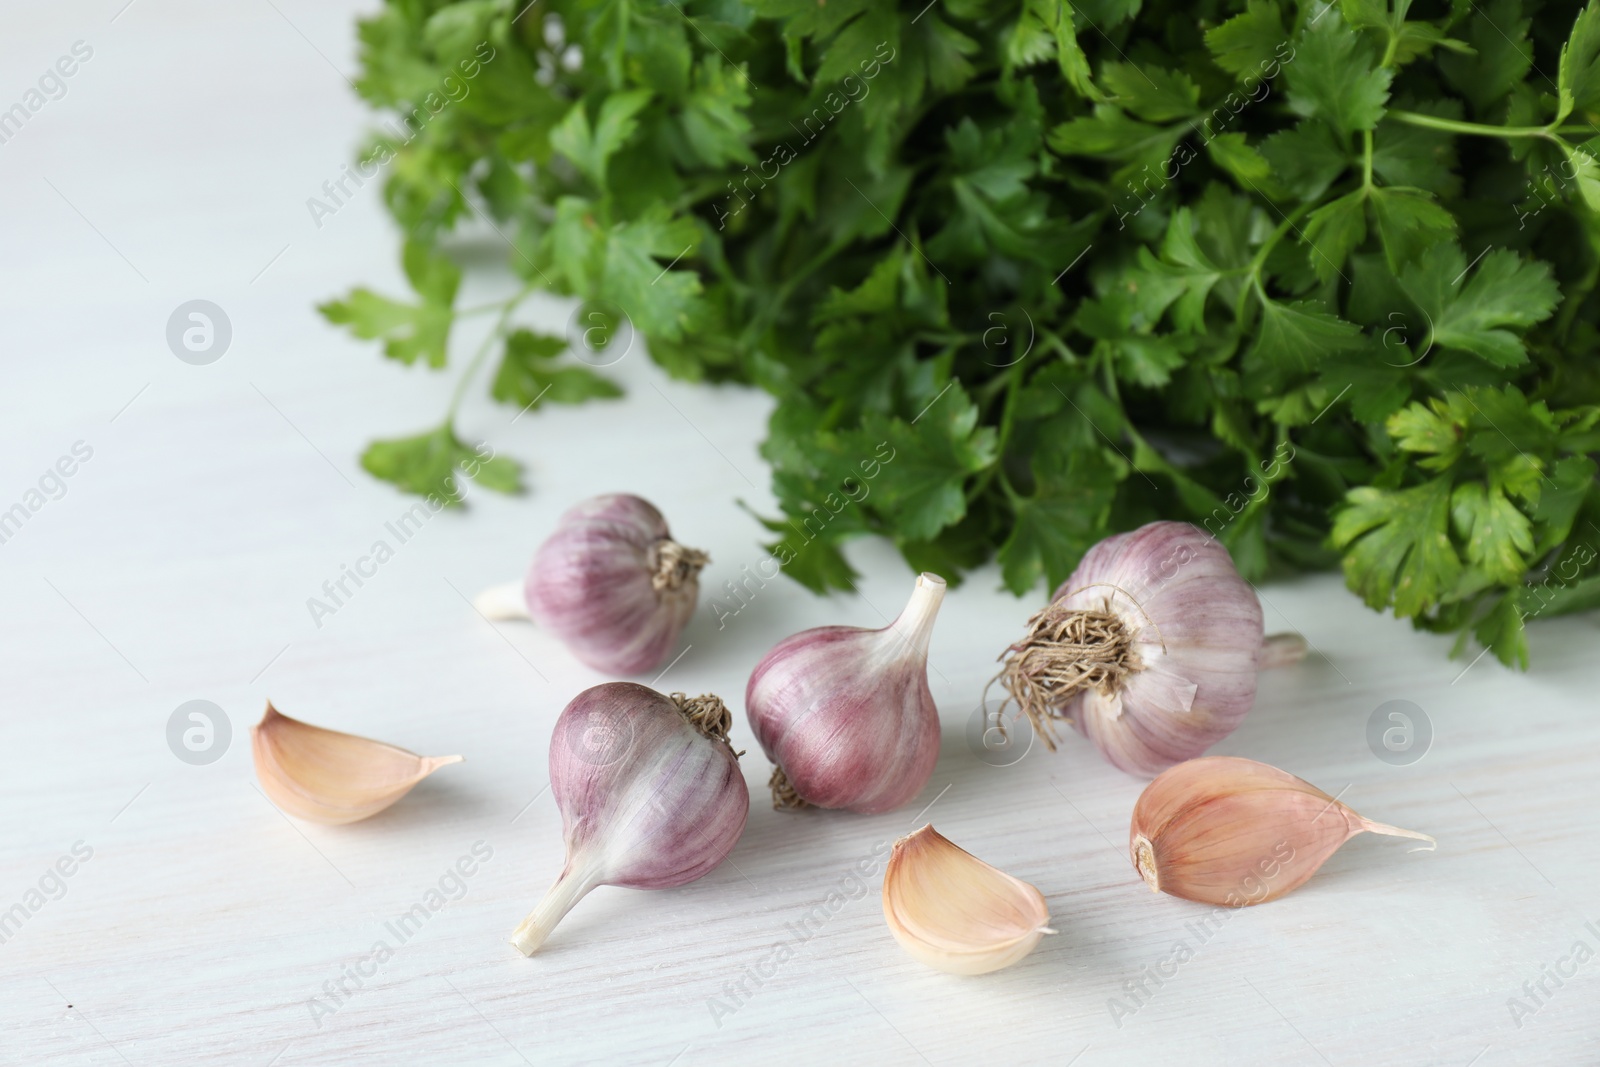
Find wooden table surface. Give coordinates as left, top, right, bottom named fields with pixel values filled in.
left=3, top=2, right=1597, bottom=1064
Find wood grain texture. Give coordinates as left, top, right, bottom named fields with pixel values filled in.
left=1, top=3, right=1597, bottom=1065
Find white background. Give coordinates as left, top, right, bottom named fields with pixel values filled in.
left=2, top=2, right=1597, bottom=1064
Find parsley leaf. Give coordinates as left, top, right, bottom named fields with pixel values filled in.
left=490, top=329, right=623, bottom=410
left=319, top=240, right=459, bottom=367
left=1285, top=12, right=1393, bottom=140
left=1332, top=477, right=1463, bottom=617
left=997, top=446, right=1119, bottom=594
left=331, top=0, right=1600, bottom=667
left=361, top=422, right=521, bottom=502
left=1205, top=0, right=1289, bottom=79
left=1246, top=298, right=1364, bottom=390
left=1400, top=245, right=1560, bottom=367
left=550, top=91, right=654, bottom=188
left=1558, top=0, right=1600, bottom=123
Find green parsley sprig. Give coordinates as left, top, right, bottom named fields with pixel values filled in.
left=322, top=0, right=1600, bottom=668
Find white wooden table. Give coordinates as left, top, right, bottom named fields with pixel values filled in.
left=3, top=3, right=1597, bottom=1064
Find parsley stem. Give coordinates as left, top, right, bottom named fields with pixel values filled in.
left=1098, top=357, right=1172, bottom=480
left=1554, top=257, right=1599, bottom=341
left=1379, top=33, right=1399, bottom=70
left=1387, top=110, right=1559, bottom=142
left=447, top=290, right=527, bottom=420
left=966, top=362, right=1025, bottom=503
left=456, top=299, right=516, bottom=317
left=741, top=237, right=849, bottom=347
left=1234, top=199, right=1317, bottom=321
left=1361, top=129, right=1374, bottom=190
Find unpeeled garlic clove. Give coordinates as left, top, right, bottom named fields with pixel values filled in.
left=250, top=703, right=463, bottom=825
left=1129, top=756, right=1435, bottom=907
left=882, top=825, right=1053, bottom=975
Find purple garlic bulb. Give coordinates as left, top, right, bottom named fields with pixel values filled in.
left=474, top=494, right=708, bottom=675
left=511, top=682, right=748, bottom=955
left=746, top=573, right=945, bottom=814
left=990, top=522, right=1306, bottom=777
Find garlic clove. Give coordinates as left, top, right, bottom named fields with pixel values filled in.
left=1129, top=756, right=1434, bottom=907
left=883, top=825, right=1053, bottom=975
left=747, top=572, right=945, bottom=814
left=250, top=704, right=463, bottom=825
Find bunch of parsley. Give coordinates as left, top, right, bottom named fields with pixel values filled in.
left=323, top=0, right=1600, bottom=667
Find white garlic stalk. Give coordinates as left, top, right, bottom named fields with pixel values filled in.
left=511, top=682, right=748, bottom=955
left=474, top=494, right=708, bottom=675
left=883, top=825, right=1053, bottom=975
left=990, top=522, right=1306, bottom=776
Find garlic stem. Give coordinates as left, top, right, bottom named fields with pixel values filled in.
left=1259, top=632, right=1308, bottom=670
left=510, top=864, right=601, bottom=956
left=474, top=580, right=530, bottom=621
left=887, top=572, right=946, bottom=660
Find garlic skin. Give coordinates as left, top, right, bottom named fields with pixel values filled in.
left=883, top=825, right=1053, bottom=975
left=250, top=704, right=462, bottom=825
left=1130, top=756, right=1435, bottom=907
left=746, top=573, right=944, bottom=814
left=992, top=521, right=1306, bottom=776
left=511, top=682, right=748, bottom=955
left=475, top=494, right=708, bottom=675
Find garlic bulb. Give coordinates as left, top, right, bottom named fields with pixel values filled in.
left=511, top=682, right=748, bottom=955
left=250, top=704, right=463, bottom=824
left=474, top=494, right=708, bottom=675
left=883, top=825, right=1053, bottom=975
left=1130, top=756, right=1434, bottom=906
left=746, top=572, right=945, bottom=814
left=990, top=521, right=1306, bottom=776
